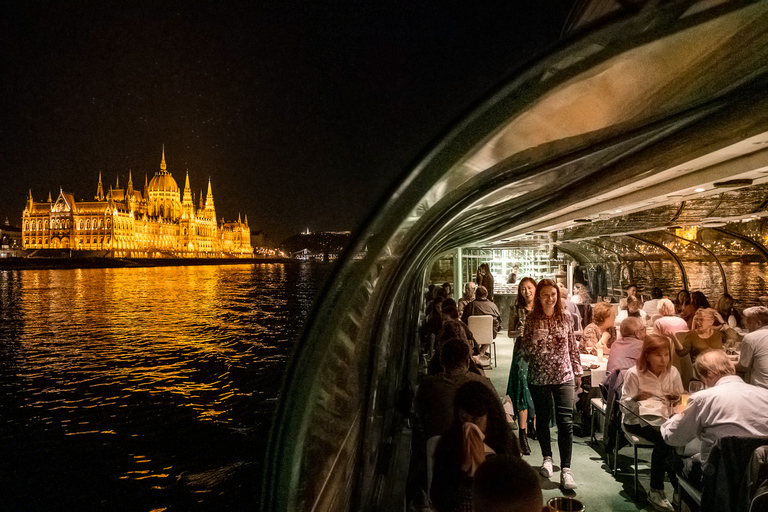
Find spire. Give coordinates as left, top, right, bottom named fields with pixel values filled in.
left=47, top=190, right=52, bottom=202
left=238, top=212, right=241, bottom=223
left=126, top=169, right=134, bottom=199
left=245, top=214, right=248, bottom=226
left=144, top=174, right=148, bottom=193
left=199, top=190, right=204, bottom=209
left=160, top=145, right=167, bottom=172
left=96, top=172, right=104, bottom=200
left=205, top=177, right=214, bottom=209
left=182, top=170, right=193, bottom=207
left=27, top=189, right=33, bottom=209
left=116, top=175, right=119, bottom=188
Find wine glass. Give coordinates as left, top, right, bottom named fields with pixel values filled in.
left=688, top=380, right=704, bottom=394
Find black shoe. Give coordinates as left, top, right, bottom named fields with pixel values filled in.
left=519, top=428, right=531, bottom=455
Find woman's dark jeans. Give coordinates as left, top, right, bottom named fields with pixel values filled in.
left=624, top=422, right=679, bottom=490
left=529, top=381, right=575, bottom=468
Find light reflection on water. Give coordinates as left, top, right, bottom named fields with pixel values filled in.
left=0, top=263, right=329, bottom=511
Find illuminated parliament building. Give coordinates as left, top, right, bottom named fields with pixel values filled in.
left=22, top=149, right=253, bottom=258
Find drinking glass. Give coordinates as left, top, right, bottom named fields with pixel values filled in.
left=688, top=380, right=704, bottom=394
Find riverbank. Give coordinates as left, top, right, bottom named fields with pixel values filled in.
left=0, top=256, right=298, bottom=270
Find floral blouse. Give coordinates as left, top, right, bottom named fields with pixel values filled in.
left=520, top=313, right=583, bottom=386
left=580, top=322, right=616, bottom=355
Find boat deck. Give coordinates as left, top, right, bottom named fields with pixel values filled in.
left=485, top=332, right=680, bottom=512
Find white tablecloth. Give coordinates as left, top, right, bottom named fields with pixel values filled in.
left=580, top=354, right=608, bottom=385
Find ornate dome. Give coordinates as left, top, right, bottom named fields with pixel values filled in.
left=147, top=147, right=179, bottom=193
left=148, top=173, right=179, bottom=193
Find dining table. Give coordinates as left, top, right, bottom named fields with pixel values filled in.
left=580, top=353, right=607, bottom=385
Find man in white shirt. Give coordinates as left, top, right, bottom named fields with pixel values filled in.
left=643, top=287, right=663, bottom=317
left=737, top=306, right=768, bottom=389
left=661, top=350, right=768, bottom=478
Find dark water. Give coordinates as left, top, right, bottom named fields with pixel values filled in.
left=0, top=263, right=330, bottom=511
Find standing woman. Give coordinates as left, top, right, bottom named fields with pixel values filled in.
left=519, top=279, right=583, bottom=490
left=505, top=277, right=537, bottom=455
left=476, top=263, right=495, bottom=302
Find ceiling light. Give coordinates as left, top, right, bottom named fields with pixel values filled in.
left=694, top=188, right=706, bottom=192
left=615, top=210, right=622, bottom=213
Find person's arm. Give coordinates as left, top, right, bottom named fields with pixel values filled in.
left=674, top=332, right=689, bottom=356
left=581, top=324, right=598, bottom=354
left=568, top=322, right=583, bottom=388
left=737, top=339, right=754, bottom=372
left=661, top=397, right=702, bottom=447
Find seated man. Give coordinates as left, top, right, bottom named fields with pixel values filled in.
left=460, top=285, right=500, bottom=360
left=661, top=350, right=768, bottom=484
left=643, top=287, right=664, bottom=317
left=606, top=316, right=644, bottom=374
left=416, top=337, right=499, bottom=439
left=473, top=456, right=544, bottom=512
left=738, top=306, right=768, bottom=389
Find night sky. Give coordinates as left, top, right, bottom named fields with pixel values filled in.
left=1, top=2, right=572, bottom=243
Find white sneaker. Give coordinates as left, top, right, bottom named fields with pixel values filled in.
left=560, top=468, right=577, bottom=489
left=540, top=456, right=553, bottom=478
left=648, top=489, right=674, bottom=512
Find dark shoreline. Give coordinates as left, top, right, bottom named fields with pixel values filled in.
left=0, top=257, right=299, bottom=271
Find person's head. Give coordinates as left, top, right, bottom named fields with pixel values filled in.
left=688, top=291, right=711, bottom=309
left=626, top=295, right=641, bottom=314
left=443, top=298, right=457, bottom=311
left=657, top=298, right=675, bottom=316
left=436, top=287, right=448, bottom=300
left=441, top=305, right=459, bottom=321
left=440, top=337, right=471, bottom=372
left=532, top=279, right=562, bottom=319
left=442, top=282, right=452, bottom=294
left=692, top=308, right=723, bottom=332
left=676, top=289, right=690, bottom=305
left=694, top=349, right=735, bottom=387
left=473, top=456, right=543, bottom=512
left=429, top=296, right=444, bottom=317
left=620, top=316, right=646, bottom=339
left=453, top=381, right=518, bottom=457
left=476, top=286, right=488, bottom=300
left=651, top=287, right=663, bottom=300
left=715, top=293, right=734, bottom=316
left=625, top=284, right=637, bottom=297
left=743, top=306, right=768, bottom=332
left=516, top=277, right=537, bottom=309
left=463, top=281, right=478, bottom=301
left=437, top=319, right=469, bottom=346
left=637, top=334, right=673, bottom=375
left=592, top=301, right=615, bottom=327
left=512, top=264, right=519, bottom=272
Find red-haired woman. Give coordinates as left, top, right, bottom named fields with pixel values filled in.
left=620, top=335, right=684, bottom=511
left=519, top=279, right=582, bottom=490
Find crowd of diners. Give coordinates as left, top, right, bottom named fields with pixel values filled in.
left=414, top=268, right=768, bottom=512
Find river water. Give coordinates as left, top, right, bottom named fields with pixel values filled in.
left=0, top=263, right=330, bottom=511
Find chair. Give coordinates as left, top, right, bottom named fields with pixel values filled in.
left=468, top=315, right=494, bottom=368
left=614, top=421, right=655, bottom=500
left=650, top=313, right=663, bottom=325
left=590, top=396, right=607, bottom=445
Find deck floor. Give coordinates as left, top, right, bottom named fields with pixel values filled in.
left=485, top=332, right=678, bottom=511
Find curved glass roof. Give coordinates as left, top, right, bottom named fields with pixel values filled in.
left=263, top=2, right=768, bottom=510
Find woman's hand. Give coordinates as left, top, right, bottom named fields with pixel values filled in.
left=635, top=391, right=653, bottom=401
